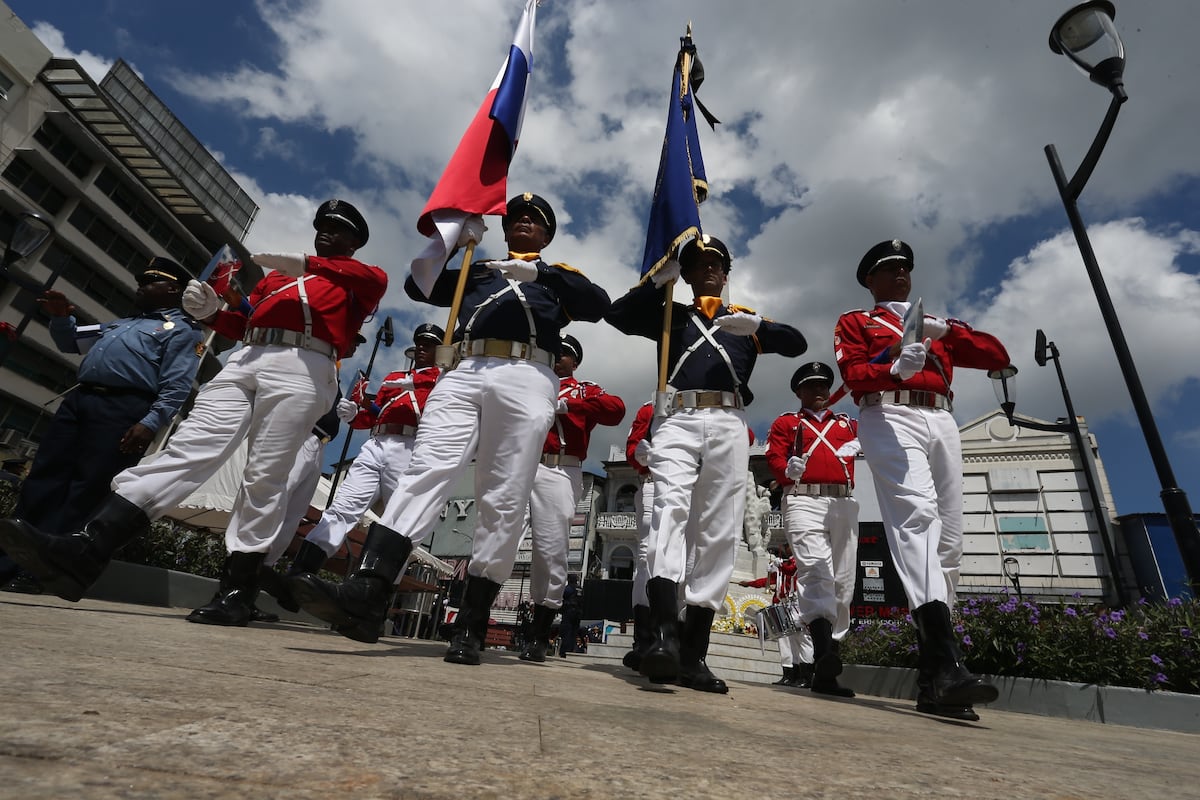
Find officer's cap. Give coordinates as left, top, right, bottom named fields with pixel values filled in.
left=790, top=361, right=835, bottom=392
left=313, top=199, right=369, bottom=246
left=138, top=257, right=190, bottom=288
left=857, top=239, right=914, bottom=287
left=502, top=193, right=556, bottom=243
left=679, top=234, right=732, bottom=273
left=559, top=333, right=583, bottom=366
left=413, top=323, right=444, bottom=344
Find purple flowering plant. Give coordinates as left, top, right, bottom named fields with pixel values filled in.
left=839, top=590, right=1198, bottom=694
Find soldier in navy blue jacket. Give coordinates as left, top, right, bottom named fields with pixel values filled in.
left=291, top=193, right=611, bottom=666
left=606, top=235, right=806, bottom=693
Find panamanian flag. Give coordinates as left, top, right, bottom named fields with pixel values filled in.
left=410, top=0, right=537, bottom=297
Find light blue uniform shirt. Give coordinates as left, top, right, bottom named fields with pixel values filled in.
left=49, top=306, right=203, bottom=433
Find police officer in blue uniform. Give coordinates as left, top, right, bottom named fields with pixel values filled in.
left=1, top=258, right=201, bottom=589
left=291, top=193, right=611, bottom=663
left=606, top=235, right=807, bottom=693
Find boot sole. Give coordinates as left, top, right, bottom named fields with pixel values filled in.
left=185, top=609, right=250, bottom=627
left=444, top=650, right=481, bottom=666
left=289, top=575, right=358, bottom=628
left=0, top=519, right=87, bottom=602
left=937, top=681, right=999, bottom=708
left=638, top=649, right=680, bottom=683
left=916, top=702, right=981, bottom=722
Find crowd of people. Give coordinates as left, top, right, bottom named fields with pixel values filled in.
left=0, top=194, right=1010, bottom=721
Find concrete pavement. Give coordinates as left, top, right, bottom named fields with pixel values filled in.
left=2, top=594, right=1196, bottom=799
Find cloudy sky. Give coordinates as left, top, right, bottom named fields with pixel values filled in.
left=14, top=0, right=1200, bottom=523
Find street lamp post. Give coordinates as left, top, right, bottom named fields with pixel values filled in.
left=0, top=211, right=56, bottom=368
left=1045, top=1, right=1200, bottom=596
left=990, top=330, right=1125, bottom=606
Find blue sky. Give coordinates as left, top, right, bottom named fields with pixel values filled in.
left=14, top=1, right=1200, bottom=530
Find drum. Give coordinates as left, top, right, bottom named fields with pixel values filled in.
left=757, top=602, right=802, bottom=641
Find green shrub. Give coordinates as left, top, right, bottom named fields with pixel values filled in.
left=840, top=592, right=1198, bottom=695
left=116, top=518, right=227, bottom=579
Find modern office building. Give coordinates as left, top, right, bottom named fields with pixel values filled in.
left=0, top=3, right=260, bottom=461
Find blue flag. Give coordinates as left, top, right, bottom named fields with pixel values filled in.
left=639, top=40, right=709, bottom=284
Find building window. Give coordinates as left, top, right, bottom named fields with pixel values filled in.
left=68, top=204, right=149, bottom=277
left=997, top=515, right=1052, bottom=553
left=607, top=545, right=635, bottom=580
left=32, top=119, right=94, bottom=178
left=1, top=155, right=69, bottom=215
left=614, top=484, right=638, bottom=513
left=92, top=166, right=200, bottom=272
left=0, top=69, right=13, bottom=101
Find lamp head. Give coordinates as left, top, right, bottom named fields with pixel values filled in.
left=989, top=365, right=1019, bottom=423
left=380, top=316, right=395, bottom=347
left=1003, top=555, right=1021, bottom=580
left=1049, top=1, right=1127, bottom=99
left=1035, top=329, right=1050, bottom=367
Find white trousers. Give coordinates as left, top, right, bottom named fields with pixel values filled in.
left=777, top=625, right=814, bottom=667
left=376, top=356, right=556, bottom=584
left=113, top=345, right=336, bottom=554
left=631, top=479, right=654, bottom=607
left=646, top=407, right=749, bottom=611
left=265, top=434, right=326, bottom=566
left=305, top=433, right=414, bottom=558
left=858, top=403, right=963, bottom=609
left=527, top=462, right=583, bottom=608
left=783, top=493, right=860, bottom=640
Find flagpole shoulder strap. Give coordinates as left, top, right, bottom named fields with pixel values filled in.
left=658, top=279, right=675, bottom=392
left=442, top=240, right=478, bottom=347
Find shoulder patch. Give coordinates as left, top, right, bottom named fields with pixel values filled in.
left=728, top=303, right=757, bottom=315
left=195, top=342, right=207, bottom=358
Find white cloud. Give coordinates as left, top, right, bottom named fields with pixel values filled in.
left=30, top=21, right=117, bottom=83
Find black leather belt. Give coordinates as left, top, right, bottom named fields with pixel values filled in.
left=79, top=383, right=156, bottom=401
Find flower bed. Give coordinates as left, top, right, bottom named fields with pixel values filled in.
left=839, top=591, right=1197, bottom=695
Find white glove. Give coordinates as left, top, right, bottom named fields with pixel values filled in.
left=923, top=315, right=949, bottom=340
left=556, top=398, right=570, bottom=415
left=335, top=398, right=360, bottom=423
left=652, top=259, right=681, bottom=288
left=834, top=440, right=862, bottom=459
left=785, top=455, right=808, bottom=480
left=457, top=215, right=487, bottom=247
left=890, top=338, right=931, bottom=381
left=633, top=438, right=652, bottom=466
left=182, top=279, right=220, bottom=320
left=485, top=258, right=539, bottom=283
left=713, top=311, right=762, bottom=337
left=251, top=252, right=308, bottom=276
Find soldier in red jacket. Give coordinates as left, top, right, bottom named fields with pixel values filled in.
left=0, top=200, right=387, bottom=629
left=835, top=238, right=1010, bottom=720
left=263, top=324, right=443, bottom=619
left=520, top=334, right=626, bottom=661
left=765, top=361, right=860, bottom=696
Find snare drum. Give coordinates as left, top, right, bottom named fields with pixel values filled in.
left=757, top=602, right=803, bottom=641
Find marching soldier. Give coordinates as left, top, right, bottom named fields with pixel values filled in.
left=0, top=200, right=387, bottom=627
left=263, top=324, right=443, bottom=621
left=835, top=238, right=1009, bottom=720
left=764, top=361, right=861, bottom=697
left=520, top=333, right=625, bottom=662
left=291, top=193, right=611, bottom=664
left=738, top=541, right=813, bottom=688
left=605, top=234, right=807, bottom=693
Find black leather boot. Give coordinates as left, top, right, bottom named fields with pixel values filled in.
left=186, top=551, right=266, bottom=626
left=912, top=600, right=998, bottom=708
left=638, top=577, right=680, bottom=684
left=792, top=662, right=815, bottom=689
left=912, top=613, right=980, bottom=721
left=678, top=605, right=728, bottom=694
left=445, top=576, right=503, bottom=665
left=290, top=522, right=412, bottom=644
left=260, top=539, right=328, bottom=613
left=622, top=604, right=652, bottom=670
left=0, top=493, right=149, bottom=602
left=520, top=604, right=556, bottom=662
left=773, top=666, right=795, bottom=686
left=809, top=617, right=855, bottom=697
left=247, top=589, right=280, bottom=623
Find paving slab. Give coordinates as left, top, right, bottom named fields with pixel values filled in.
left=1, top=594, right=1196, bottom=799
